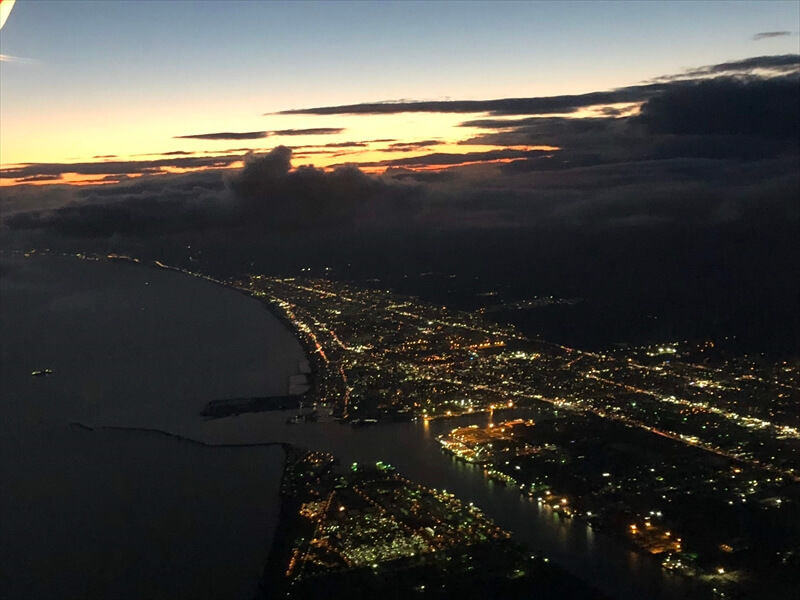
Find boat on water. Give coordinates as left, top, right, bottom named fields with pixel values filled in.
left=30, top=368, right=54, bottom=377
left=286, top=413, right=318, bottom=425
left=350, top=418, right=378, bottom=428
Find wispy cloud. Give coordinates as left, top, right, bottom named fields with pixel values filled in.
left=0, top=53, right=39, bottom=64
left=753, top=31, right=792, bottom=41
left=276, top=55, right=800, bottom=117
left=648, top=54, right=800, bottom=82
left=175, top=131, right=268, bottom=141
left=272, top=128, right=345, bottom=136
left=385, top=140, right=441, bottom=151
left=175, top=127, right=346, bottom=141
left=275, top=86, right=666, bottom=117
left=0, top=154, right=243, bottom=179
left=346, top=148, right=550, bottom=168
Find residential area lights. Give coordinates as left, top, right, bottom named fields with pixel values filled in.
left=47, top=253, right=799, bottom=598
left=229, top=273, right=798, bottom=484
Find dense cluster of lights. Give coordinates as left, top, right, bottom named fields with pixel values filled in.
left=229, top=273, right=800, bottom=483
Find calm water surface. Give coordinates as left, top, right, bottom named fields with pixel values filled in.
left=0, top=256, right=301, bottom=599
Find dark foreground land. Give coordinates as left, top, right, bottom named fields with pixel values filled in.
left=260, top=447, right=607, bottom=600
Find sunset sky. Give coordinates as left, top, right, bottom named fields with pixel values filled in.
left=1, top=0, right=798, bottom=186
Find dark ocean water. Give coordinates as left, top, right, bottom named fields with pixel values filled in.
left=0, top=256, right=303, bottom=599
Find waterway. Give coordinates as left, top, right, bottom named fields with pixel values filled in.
left=1, top=255, right=710, bottom=599
left=188, top=408, right=710, bottom=600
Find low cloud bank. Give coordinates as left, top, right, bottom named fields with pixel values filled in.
left=3, top=57, right=798, bottom=243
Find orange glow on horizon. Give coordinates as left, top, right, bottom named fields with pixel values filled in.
left=1, top=137, right=560, bottom=186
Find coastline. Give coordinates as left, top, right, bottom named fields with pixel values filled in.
left=256, top=445, right=308, bottom=600
left=146, top=258, right=322, bottom=406
left=4, top=251, right=719, bottom=599
left=70, top=252, right=319, bottom=404
left=1, top=252, right=298, bottom=599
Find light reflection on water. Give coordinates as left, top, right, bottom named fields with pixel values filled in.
left=193, top=408, right=712, bottom=600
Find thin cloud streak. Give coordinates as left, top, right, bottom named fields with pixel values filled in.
left=276, top=55, right=799, bottom=117
left=275, top=84, right=668, bottom=116
left=0, top=53, right=39, bottom=64
left=753, top=31, right=792, bottom=40
left=345, top=148, right=551, bottom=168
left=650, top=54, right=800, bottom=82
left=175, top=131, right=268, bottom=141
left=174, top=128, right=346, bottom=141
left=272, top=128, right=345, bottom=136
left=0, top=155, right=243, bottom=179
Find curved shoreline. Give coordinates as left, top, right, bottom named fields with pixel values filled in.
left=148, top=258, right=322, bottom=407
left=27, top=252, right=710, bottom=599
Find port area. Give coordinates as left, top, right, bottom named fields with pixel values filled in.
left=437, top=414, right=800, bottom=598
left=260, top=447, right=607, bottom=599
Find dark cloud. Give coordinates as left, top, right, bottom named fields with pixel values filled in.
left=175, top=131, right=269, bottom=140
left=653, top=54, right=800, bottom=81
left=4, top=56, right=798, bottom=253
left=227, top=147, right=420, bottom=230
left=380, top=72, right=799, bottom=235
left=204, top=147, right=267, bottom=154
left=292, top=150, right=339, bottom=156
left=290, top=139, right=393, bottom=150
left=353, top=148, right=551, bottom=168
left=276, top=84, right=667, bottom=117
left=321, top=141, right=368, bottom=148
left=14, top=174, right=64, bottom=183
left=76, top=169, right=226, bottom=198
left=98, top=174, right=132, bottom=182
left=277, top=55, right=799, bottom=118
left=637, top=76, right=800, bottom=139
left=385, top=168, right=457, bottom=183
left=4, top=171, right=231, bottom=238
left=458, top=76, right=799, bottom=169
left=753, top=31, right=792, bottom=41
left=599, top=106, right=628, bottom=117
left=385, top=140, right=441, bottom=151
left=4, top=148, right=421, bottom=238
left=6, top=196, right=221, bottom=237
left=173, top=128, right=345, bottom=141
left=129, top=150, right=199, bottom=157
left=460, top=116, right=556, bottom=129
left=271, top=128, right=345, bottom=136
left=388, top=140, right=439, bottom=148
left=424, top=154, right=800, bottom=236
left=0, top=155, right=242, bottom=179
